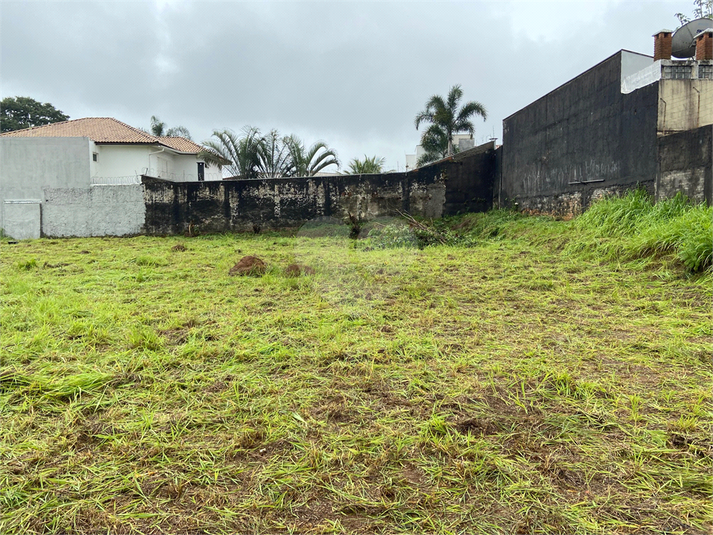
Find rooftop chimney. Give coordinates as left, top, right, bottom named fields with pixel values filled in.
left=653, top=29, right=673, bottom=61
left=695, top=28, right=713, bottom=61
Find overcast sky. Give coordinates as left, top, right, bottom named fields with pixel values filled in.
left=0, top=0, right=697, bottom=171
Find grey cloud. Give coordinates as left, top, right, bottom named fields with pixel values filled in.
left=0, top=0, right=691, bottom=169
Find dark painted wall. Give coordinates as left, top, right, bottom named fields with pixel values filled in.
left=657, top=125, right=712, bottom=204
left=142, top=143, right=497, bottom=235
left=500, top=51, right=660, bottom=215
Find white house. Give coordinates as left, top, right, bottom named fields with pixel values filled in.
left=0, top=117, right=221, bottom=239
left=0, top=117, right=221, bottom=183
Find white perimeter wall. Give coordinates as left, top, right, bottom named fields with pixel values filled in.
left=1, top=137, right=92, bottom=238
left=0, top=137, right=148, bottom=238
left=43, top=184, right=146, bottom=237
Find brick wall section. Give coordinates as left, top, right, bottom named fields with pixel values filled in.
left=696, top=30, right=713, bottom=61
left=654, top=31, right=673, bottom=61
left=142, top=144, right=497, bottom=235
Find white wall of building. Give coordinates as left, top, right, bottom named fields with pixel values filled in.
left=92, top=144, right=152, bottom=183
left=1, top=137, right=92, bottom=238
left=90, top=144, right=215, bottom=182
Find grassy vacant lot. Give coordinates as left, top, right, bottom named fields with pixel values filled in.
left=1, top=197, right=711, bottom=534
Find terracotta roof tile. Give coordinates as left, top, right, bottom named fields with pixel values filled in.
left=0, top=117, right=158, bottom=143
left=0, top=117, right=203, bottom=154
left=157, top=136, right=204, bottom=153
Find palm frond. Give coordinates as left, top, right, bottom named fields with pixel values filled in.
left=415, top=85, right=487, bottom=161
left=457, top=101, right=487, bottom=123
left=347, top=155, right=385, bottom=174
left=446, top=85, right=463, bottom=111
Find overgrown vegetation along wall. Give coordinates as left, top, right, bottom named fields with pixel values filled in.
left=499, top=51, right=660, bottom=216
left=142, top=143, right=497, bottom=235
left=657, top=125, right=712, bottom=205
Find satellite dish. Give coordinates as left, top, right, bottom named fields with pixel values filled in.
left=672, top=18, right=713, bottom=58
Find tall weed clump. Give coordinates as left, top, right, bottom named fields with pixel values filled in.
left=568, top=190, right=712, bottom=273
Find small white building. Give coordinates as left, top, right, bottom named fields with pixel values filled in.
left=0, top=117, right=220, bottom=184
left=0, top=117, right=219, bottom=239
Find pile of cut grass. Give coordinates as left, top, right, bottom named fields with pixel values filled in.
left=1, top=205, right=711, bottom=534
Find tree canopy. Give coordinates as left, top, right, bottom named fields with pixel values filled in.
left=676, top=0, right=712, bottom=25
left=199, top=127, right=340, bottom=179
left=150, top=115, right=192, bottom=140
left=347, top=155, right=385, bottom=174
left=414, top=85, right=486, bottom=166
left=0, top=96, right=69, bottom=133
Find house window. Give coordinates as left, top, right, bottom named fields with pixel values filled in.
left=93, top=153, right=98, bottom=162
left=662, top=64, right=692, bottom=79
left=699, top=64, right=713, bottom=79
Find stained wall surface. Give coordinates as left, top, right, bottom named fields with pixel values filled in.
left=657, top=125, right=713, bottom=204
left=499, top=51, right=660, bottom=216
left=658, top=79, right=713, bottom=133
left=143, top=144, right=497, bottom=235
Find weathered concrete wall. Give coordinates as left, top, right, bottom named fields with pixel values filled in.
left=0, top=137, right=91, bottom=237
left=658, top=79, right=713, bottom=133
left=657, top=125, right=713, bottom=204
left=143, top=145, right=497, bottom=235
left=500, top=51, right=660, bottom=216
left=42, top=184, right=146, bottom=237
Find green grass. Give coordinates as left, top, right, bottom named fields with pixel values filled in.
left=1, top=203, right=711, bottom=534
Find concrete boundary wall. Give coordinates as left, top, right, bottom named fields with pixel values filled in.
left=657, top=125, right=713, bottom=204
left=42, top=184, right=146, bottom=237
left=142, top=143, right=497, bottom=235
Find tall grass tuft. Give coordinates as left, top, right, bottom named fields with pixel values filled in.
left=567, top=190, right=711, bottom=273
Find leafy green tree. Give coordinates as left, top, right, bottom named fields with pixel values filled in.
left=200, top=127, right=263, bottom=179
left=347, top=155, right=385, bottom=174
left=150, top=115, right=192, bottom=140
left=414, top=85, right=486, bottom=162
left=0, top=96, right=69, bottom=133
left=676, top=0, right=712, bottom=25
left=284, top=136, right=340, bottom=177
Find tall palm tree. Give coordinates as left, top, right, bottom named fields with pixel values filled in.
left=347, top=155, right=385, bottom=174
left=414, top=85, right=487, bottom=160
left=284, top=136, right=340, bottom=177
left=199, top=127, right=263, bottom=179
left=257, top=130, right=293, bottom=178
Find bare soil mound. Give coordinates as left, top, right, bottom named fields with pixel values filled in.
left=229, top=256, right=266, bottom=276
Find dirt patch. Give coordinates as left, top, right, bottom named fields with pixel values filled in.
left=229, top=256, right=266, bottom=276
left=455, top=417, right=503, bottom=436
left=285, top=263, right=315, bottom=277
